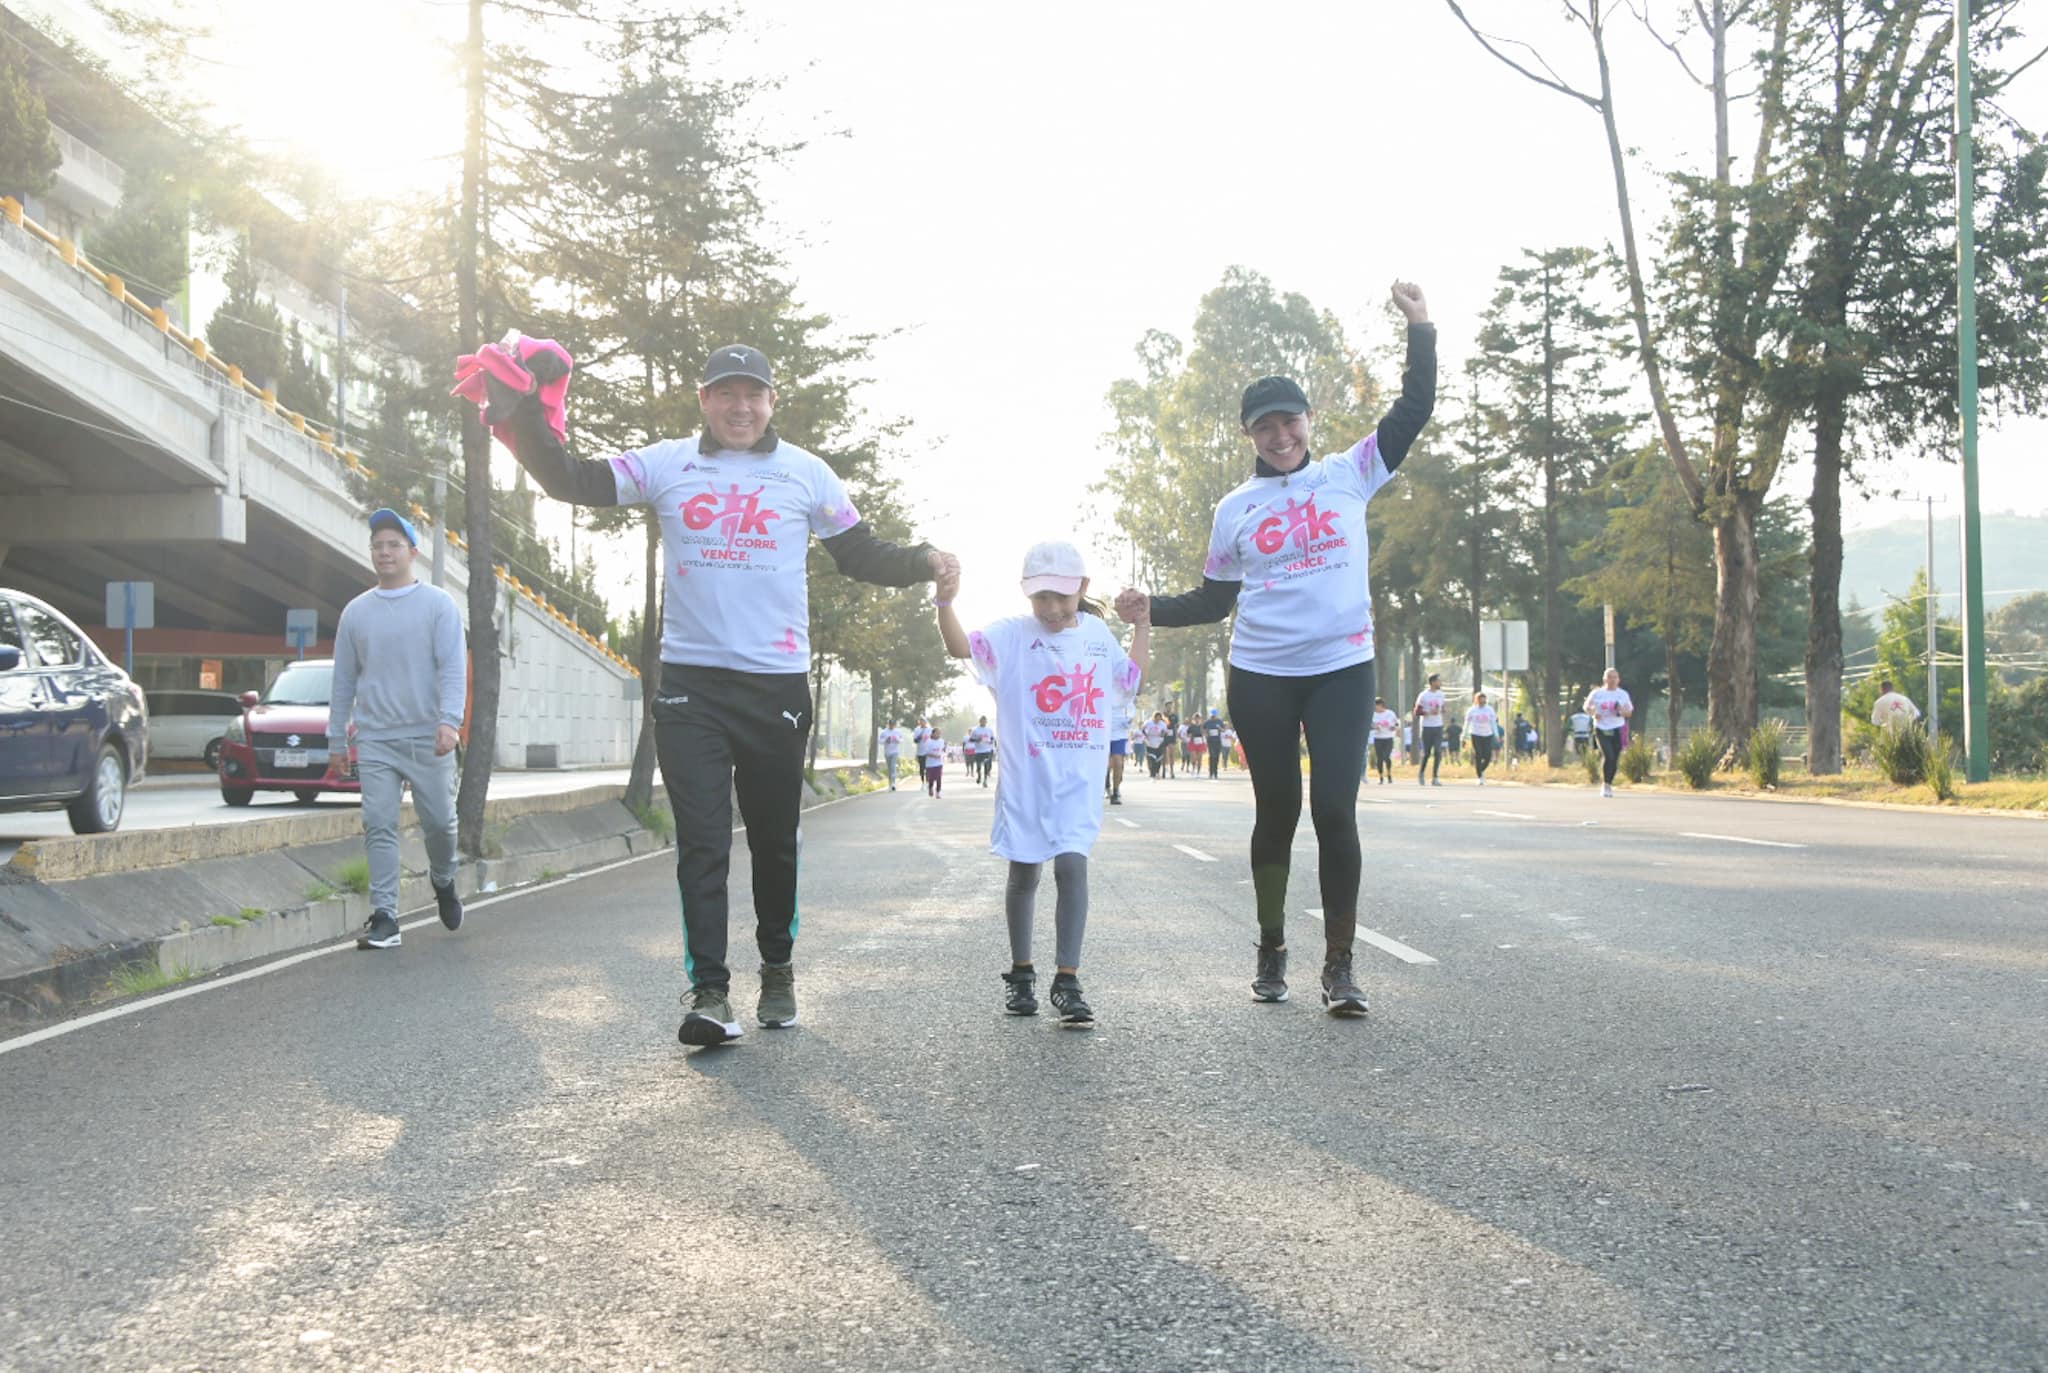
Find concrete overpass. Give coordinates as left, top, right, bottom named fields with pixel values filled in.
left=0, top=197, right=642, bottom=767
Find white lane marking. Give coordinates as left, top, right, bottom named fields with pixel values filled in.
left=1306, top=910, right=1440, bottom=965
left=1358, top=796, right=1392, bottom=805
left=1172, top=844, right=1218, bottom=863
left=1679, top=831, right=1807, bottom=849
left=1112, top=818, right=1140, bottom=829
left=1474, top=809, right=1536, bottom=820
left=0, top=793, right=888, bottom=1058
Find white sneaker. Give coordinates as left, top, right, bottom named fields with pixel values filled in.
left=1602, top=782, right=1614, bottom=798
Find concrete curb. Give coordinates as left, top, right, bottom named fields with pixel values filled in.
left=0, top=765, right=888, bottom=1027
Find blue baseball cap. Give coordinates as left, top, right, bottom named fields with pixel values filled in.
left=368, top=508, right=419, bottom=548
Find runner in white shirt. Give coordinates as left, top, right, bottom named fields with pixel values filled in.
left=1870, top=679, right=1922, bottom=730
left=1220, top=723, right=1238, bottom=771
left=938, top=541, right=1149, bottom=1027
left=1569, top=709, right=1593, bottom=755
left=1116, top=282, right=1435, bottom=1015
left=1463, top=691, right=1501, bottom=785
left=1583, top=668, right=1634, bottom=798
left=1412, top=673, right=1448, bottom=787
left=478, top=337, right=955, bottom=1048
left=1142, top=712, right=1170, bottom=779
left=880, top=720, right=908, bottom=790
left=1368, top=697, right=1400, bottom=784
left=967, top=717, right=997, bottom=786
left=919, top=728, right=947, bottom=797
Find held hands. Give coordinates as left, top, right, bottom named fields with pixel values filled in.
left=1114, top=588, right=1151, bottom=626
left=1390, top=281, right=1430, bottom=325
left=929, top=549, right=961, bottom=602
left=436, top=724, right=461, bottom=757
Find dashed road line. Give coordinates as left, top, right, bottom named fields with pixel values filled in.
left=1473, top=808, right=1536, bottom=820
left=1307, top=910, right=1440, bottom=965
left=1112, top=818, right=1140, bottom=829
left=1679, top=831, right=1807, bottom=849
left=1172, top=844, right=1218, bottom=863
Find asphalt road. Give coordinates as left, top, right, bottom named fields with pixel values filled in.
left=1, top=765, right=2043, bottom=1371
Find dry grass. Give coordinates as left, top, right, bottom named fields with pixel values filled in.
left=1482, top=754, right=2048, bottom=814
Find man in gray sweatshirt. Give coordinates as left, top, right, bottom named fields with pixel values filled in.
left=326, top=508, right=467, bottom=949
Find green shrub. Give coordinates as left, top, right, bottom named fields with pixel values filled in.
left=1925, top=736, right=1958, bottom=801
left=304, top=881, right=336, bottom=904
left=1990, top=677, right=2048, bottom=775
left=1676, top=730, right=1723, bottom=790
left=330, top=857, right=371, bottom=895
left=1578, top=744, right=1602, bottom=784
left=1745, top=718, right=1787, bottom=789
left=1871, top=721, right=1930, bottom=786
left=1619, top=736, right=1655, bottom=784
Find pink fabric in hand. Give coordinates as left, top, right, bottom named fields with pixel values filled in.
left=511, top=337, right=574, bottom=443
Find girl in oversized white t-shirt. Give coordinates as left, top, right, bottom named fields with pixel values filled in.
left=937, top=541, right=1149, bottom=1027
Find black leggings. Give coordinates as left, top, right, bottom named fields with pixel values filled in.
left=1418, top=726, right=1443, bottom=781
left=1226, top=660, right=1372, bottom=953
left=1598, top=729, right=1623, bottom=784
left=1472, top=734, right=1494, bottom=778
left=1372, top=737, right=1394, bottom=780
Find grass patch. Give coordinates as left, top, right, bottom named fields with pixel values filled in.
left=304, top=880, right=337, bottom=904
left=482, top=821, right=509, bottom=860
left=105, top=959, right=198, bottom=998
left=240, top=906, right=265, bottom=921
left=1925, top=739, right=1959, bottom=803
left=209, top=914, right=242, bottom=928
left=330, top=857, right=371, bottom=895
left=537, top=867, right=564, bottom=882
left=1745, top=719, right=1787, bottom=790
left=629, top=801, right=675, bottom=844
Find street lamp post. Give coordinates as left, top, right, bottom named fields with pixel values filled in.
left=1956, top=0, right=1991, bottom=781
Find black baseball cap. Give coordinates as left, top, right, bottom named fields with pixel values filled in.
left=701, top=345, right=774, bottom=388
left=1241, top=375, right=1309, bottom=426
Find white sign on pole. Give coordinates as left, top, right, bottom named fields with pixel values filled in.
left=105, top=581, right=154, bottom=630
left=1480, top=620, right=1529, bottom=672
left=285, top=608, right=319, bottom=650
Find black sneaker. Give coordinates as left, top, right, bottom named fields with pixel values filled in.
left=1048, top=972, right=1094, bottom=1028
left=433, top=879, right=463, bottom=931
left=1109, top=791, right=1122, bottom=805
left=356, top=909, right=402, bottom=950
left=677, top=985, right=743, bottom=1046
left=1252, top=944, right=1288, bottom=1002
left=1321, top=953, right=1369, bottom=1017
left=1001, top=968, right=1039, bottom=1016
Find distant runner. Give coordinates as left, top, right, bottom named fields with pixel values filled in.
left=1413, top=673, right=1447, bottom=787
left=1584, top=668, right=1634, bottom=798
left=1464, top=690, right=1500, bottom=786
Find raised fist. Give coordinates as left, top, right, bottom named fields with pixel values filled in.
left=1390, top=281, right=1429, bottom=324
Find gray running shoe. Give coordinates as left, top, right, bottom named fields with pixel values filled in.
left=757, top=962, right=798, bottom=1028
left=1321, top=953, right=1369, bottom=1017
left=1252, top=944, right=1289, bottom=1002
left=356, top=910, right=401, bottom=950
left=678, top=986, right=743, bottom=1046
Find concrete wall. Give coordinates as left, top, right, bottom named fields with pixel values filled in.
left=495, top=586, right=641, bottom=768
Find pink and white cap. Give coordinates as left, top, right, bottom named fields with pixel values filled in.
left=1019, top=539, right=1087, bottom=596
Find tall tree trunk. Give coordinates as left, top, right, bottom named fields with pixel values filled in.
left=1805, top=389, right=1847, bottom=774
left=1541, top=260, right=1564, bottom=766
left=623, top=512, right=660, bottom=813
left=1666, top=637, right=1684, bottom=762
left=453, top=0, right=498, bottom=856
left=1707, top=492, right=1763, bottom=746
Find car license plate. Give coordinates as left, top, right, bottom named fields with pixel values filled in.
left=274, top=749, right=308, bottom=769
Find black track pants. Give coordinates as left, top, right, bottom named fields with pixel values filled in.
left=1598, top=728, right=1623, bottom=784
left=1472, top=735, right=1495, bottom=778
left=652, top=664, right=812, bottom=992
left=1418, top=726, right=1443, bottom=781
left=1226, top=661, right=1372, bottom=953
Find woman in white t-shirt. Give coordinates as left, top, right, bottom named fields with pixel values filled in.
left=1116, top=282, right=1435, bottom=1014
left=920, top=729, right=946, bottom=798
left=1463, top=691, right=1500, bottom=785
left=1368, top=697, right=1400, bottom=784
left=937, top=541, right=1149, bottom=1027
left=1583, top=668, right=1634, bottom=798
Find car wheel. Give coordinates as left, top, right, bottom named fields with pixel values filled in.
left=221, top=785, right=254, bottom=807
left=294, top=789, right=322, bottom=804
left=204, top=738, right=223, bottom=770
left=67, top=744, right=127, bottom=834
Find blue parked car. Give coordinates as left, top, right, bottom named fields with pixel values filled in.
left=0, top=589, right=149, bottom=833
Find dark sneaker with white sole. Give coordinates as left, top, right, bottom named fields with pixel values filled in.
left=1001, top=968, right=1039, bottom=1016
left=1252, top=944, right=1289, bottom=1002
left=1048, top=972, right=1094, bottom=1028
left=1321, top=953, right=1369, bottom=1017
left=757, top=962, right=798, bottom=1027
left=356, top=910, right=402, bottom=950
left=434, top=880, right=463, bottom=931
left=678, top=986, right=743, bottom=1046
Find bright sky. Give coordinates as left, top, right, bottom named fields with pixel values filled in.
left=43, top=0, right=2048, bottom=634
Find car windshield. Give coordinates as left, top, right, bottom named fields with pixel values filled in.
left=264, top=666, right=332, bottom=707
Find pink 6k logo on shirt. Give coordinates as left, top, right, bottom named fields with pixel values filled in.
left=681, top=485, right=782, bottom=546
left=1253, top=496, right=1340, bottom=555
left=1033, top=664, right=1104, bottom=722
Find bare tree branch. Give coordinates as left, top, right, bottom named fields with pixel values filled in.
left=1627, top=0, right=1710, bottom=88
left=1442, top=1, right=1601, bottom=108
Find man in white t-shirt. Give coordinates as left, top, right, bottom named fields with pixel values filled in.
left=1871, top=679, right=1922, bottom=730
left=1412, top=673, right=1448, bottom=786
left=1570, top=709, right=1593, bottom=754
left=880, top=719, right=908, bottom=790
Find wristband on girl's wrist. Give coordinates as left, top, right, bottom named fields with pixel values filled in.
left=934, top=598, right=954, bottom=608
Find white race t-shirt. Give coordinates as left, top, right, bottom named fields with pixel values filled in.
left=968, top=726, right=996, bottom=755
left=1371, top=709, right=1400, bottom=740
left=921, top=736, right=946, bottom=763
left=1414, top=690, right=1447, bottom=728
left=1221, top=728, right=1237, bottom=749
left=1570, top=711, right=1592, bottom=738
left=1586, top=688, right=1633, bottom=731
left=880, top=727, right=906, bottom=755
left=1871, top=692, right=1921, bottom=728
left=610, top=436, right=863, bottom=673
left=968, top=613, right=1142, bottom=863
left=1202, top=435, right=1397, bottom=676
left=1142, top=719, right=1167, bottom=747
left=1464, top=705, right=1499, bottom=737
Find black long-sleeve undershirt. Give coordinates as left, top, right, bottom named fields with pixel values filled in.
left=500, top=392, right=935, bottom=588
left=1150, top=322, right=1436, bottom=630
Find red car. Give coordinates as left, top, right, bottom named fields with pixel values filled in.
left=216, top=659, right=358, bottom=805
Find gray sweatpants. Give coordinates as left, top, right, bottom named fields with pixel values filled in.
left=1006, top=853, right=1089, bottom=970
left=357, top=735, right=458, bottom=915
